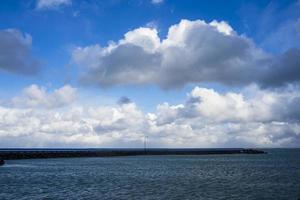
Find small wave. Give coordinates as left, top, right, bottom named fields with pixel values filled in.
left=2, top=164, right=35, bottom=168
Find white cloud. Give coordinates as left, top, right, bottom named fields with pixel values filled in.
left=36, top=0, right=72, bottom=10
left=0, top=84, right=299, bottom=148
left=151, top=0, right=164, bottom=5
left=121, top=27, right=161, bottom=53
left=11, top=84, right=77, bottom=109
left=167, top=85, right=300, bottom=123
left=210, top=20, right=234, bottom=35
left=72, top=19, right=300, bottom=89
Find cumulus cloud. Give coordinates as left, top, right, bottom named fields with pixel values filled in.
left=152, top=85, right=300, bottom=147
left=10, top=84, right=77, bottom=109
left=0, top=84, right=299, bottom=148
left=260, top=48, right=300, bottom=87
left=0, top=29, right=40, bottom=75
left=158, top=85, right=300, bottom=123
left=72, top=19, right=300, bottom=89
left=36, top=0, right=72, bottom=10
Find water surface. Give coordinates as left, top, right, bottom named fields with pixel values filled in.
left=0, top=149, right=299, bottom=200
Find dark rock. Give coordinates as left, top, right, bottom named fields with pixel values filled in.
left=242, top=149, right=266, bottom=154
left=0, top=158, right=5, bottom=166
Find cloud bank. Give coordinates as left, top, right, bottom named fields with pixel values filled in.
left=72, top=19, right=300, bottom=89
left=0, top=29, right=40, bottom=75
left=0, top=84, right=299, bottom=148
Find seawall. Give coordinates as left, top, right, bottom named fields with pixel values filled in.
left=0, top=148, right=265, bottom=161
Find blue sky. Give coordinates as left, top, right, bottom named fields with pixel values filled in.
left=0, top=0, right=297, bottom=105
left=0, top=0, right=300, bottom=147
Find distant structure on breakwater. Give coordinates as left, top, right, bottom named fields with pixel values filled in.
left=0, top=148, right=265, bottom=164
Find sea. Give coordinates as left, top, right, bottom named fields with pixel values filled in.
left=0, top=149, right=299, bottom=200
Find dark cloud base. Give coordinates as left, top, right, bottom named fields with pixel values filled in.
left=0, top=29, right=40, bottom=75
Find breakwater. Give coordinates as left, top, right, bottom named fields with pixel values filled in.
left=0, top=148, right=265, bottom=162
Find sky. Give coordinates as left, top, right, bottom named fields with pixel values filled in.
left=0, top=0, right=300, bottom=148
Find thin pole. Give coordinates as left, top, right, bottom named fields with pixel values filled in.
left=144, top=136, right=148, bottom=154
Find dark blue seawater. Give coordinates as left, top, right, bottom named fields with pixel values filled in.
left=0, top=149, right=300, bottom=200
